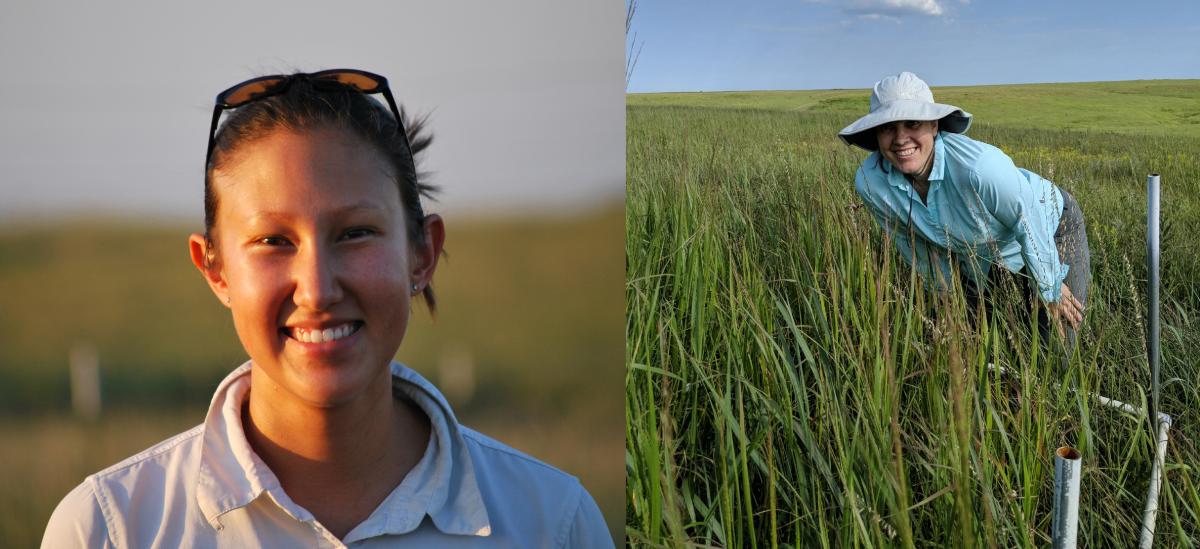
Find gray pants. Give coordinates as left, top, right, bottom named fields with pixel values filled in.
left=1055, top=188, right=1091, bottom=348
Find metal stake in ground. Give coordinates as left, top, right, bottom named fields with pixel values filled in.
left=1147, top=174, right=1160, bottom=444
left=1141, top=173, right=1163, bottom=549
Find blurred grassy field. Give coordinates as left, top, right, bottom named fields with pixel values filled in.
left=0, top=203, right=624, bottom=547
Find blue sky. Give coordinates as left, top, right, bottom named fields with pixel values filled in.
left=627, top=0, right=1200, bottom=92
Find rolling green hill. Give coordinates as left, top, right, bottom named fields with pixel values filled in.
left=629, top=79, right=1200, bottom=137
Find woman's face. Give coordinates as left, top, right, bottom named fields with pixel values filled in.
left=875, top=120, right=938, bottom=177
left=189, top=126, right=443, bottom=408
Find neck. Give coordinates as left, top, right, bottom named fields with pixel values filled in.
left=243, top=365, right=430, bottom=537
left=906, top=148, right=935, bottom=186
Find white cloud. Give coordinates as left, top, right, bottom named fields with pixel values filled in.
left=847, top=0, right=945, bottom=17
left=856, top=13, right=901, bottom=23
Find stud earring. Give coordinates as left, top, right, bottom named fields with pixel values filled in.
left=225, top=295, right=230, bottom=305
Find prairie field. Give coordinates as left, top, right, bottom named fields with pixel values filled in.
left=0, top=205, right=624, bottom=547
left=626, top=80, right=1200, bottom=547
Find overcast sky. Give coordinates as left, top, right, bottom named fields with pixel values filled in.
left=0, top=0, right=624, bottom=223
left=628, top=0, right=1199, bottom=92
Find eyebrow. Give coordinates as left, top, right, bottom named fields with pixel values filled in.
left=245, top=202, right=390, bottom=224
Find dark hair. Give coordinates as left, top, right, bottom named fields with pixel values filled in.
left=203, top=75, right=439, bottom=310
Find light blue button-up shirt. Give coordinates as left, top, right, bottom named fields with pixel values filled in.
left=42, top=361, right=614, bottom=548
left=855, top=132, right=1069, bottom=302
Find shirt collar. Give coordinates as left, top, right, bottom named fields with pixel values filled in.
left=929, top=131, right=946, bottom=182
left=195, top=361, right=492, bottom=539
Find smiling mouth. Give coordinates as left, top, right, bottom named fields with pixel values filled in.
left=894, top=147, right=918, bottom=158
left=281, top=321, right=364, bottom=344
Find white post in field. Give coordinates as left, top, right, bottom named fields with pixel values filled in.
left=69, top=342, right=101, bottom=420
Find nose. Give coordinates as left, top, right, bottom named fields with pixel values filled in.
left=292, top=242, right=344, bottom=311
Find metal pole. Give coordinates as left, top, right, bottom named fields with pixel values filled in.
left=1147, top=174, right=1160, bottom=432
left=1052, top=446, right=1082, bottom=548
left=1142, top=173, right=1164, bottom=548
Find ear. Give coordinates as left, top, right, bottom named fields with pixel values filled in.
left=189, top=233, right=230, bottom=308
left=931, top=119, right=939, bottom=131
left=410, top=214, right=445, bottom=292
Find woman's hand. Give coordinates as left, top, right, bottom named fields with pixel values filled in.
left=1047, top=283, right=1084, bottom=337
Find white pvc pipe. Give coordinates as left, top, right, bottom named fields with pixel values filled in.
left=1140, top=414, right=1171, bottom=549
left=1052, top=446, right=1082, bottom=548
left=1093, top=394, right=1171, bottom=549
left=985, top=365, right=1174, bottom=547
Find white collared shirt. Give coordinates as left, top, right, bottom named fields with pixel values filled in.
left=42, top=362, right=613, bottom=548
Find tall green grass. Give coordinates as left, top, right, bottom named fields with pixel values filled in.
left=626, top=81, right=1200, bottom=547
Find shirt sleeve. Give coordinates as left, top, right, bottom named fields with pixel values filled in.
left=561, top=486, right=614, bottom=549
left=969, top=150, right=1069, bottom=302
left=41, top=479, right=112, bottom=549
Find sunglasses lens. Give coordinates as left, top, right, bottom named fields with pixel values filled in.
left=223, top=78, right=286, bottom=106
left=209, top=70, right=403, bottom=163
left=326, top=72, right=382, bottom=92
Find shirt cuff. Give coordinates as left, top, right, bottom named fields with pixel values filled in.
left=1039, top=264, right=1071, bottom=302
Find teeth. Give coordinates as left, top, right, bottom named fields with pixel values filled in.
left=291, top=322, right=357, bottom=343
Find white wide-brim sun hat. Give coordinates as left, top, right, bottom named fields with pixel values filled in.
left=837, top=71, right=972, bottom=151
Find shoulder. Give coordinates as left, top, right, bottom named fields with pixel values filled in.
left=940, top=131, right=992, bottom=154
left=42, top=478, right=110, bottom=548
left=941, top=133, right=1016, bottom=189
left=42, top=425, right=205, bottom=548
left=461, top=426, right=583, bottom=495
left=90, top=424, right=205, bottom=493
left=460, top=427, right=612, bottom=547
left=941, top=133, right=1011, bottom=169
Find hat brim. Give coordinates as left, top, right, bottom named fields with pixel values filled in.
left=837, top=99, right=972, bottom=151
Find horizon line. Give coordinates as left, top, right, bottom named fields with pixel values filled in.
left=627, top=76, right=1200, bottom=95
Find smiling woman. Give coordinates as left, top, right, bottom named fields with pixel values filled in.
left=839, top=71, right=1091, bottom=350
left=40, top=70, right=613, bottom=548
left=199, top=126, right=430, bottom=411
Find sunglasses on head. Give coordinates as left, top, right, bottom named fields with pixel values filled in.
left=205, top=68, right=409, bottom=164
